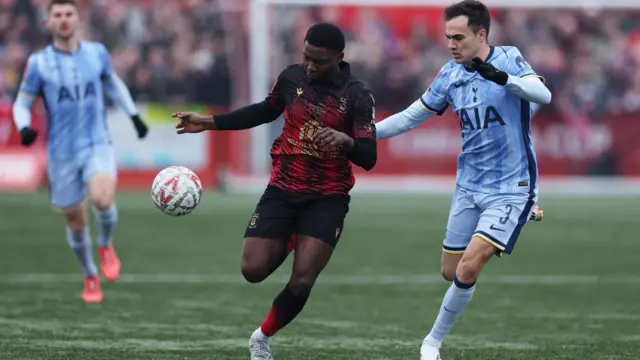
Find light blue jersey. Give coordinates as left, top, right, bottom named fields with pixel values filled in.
left=421, top=46, right=540, bottom=195
left=20, top=41, right=115, bottom=160
left=15, top=41, right=139, bottom=208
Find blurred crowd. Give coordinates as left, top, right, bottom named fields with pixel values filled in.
left=274, top=6, right=640, bottom=120
left=0, top=0, right=233, bottom=107
left=1, top=0, right=640, bottom=121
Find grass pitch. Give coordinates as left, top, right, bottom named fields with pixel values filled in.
left=0, top=191, right=638, bottom=359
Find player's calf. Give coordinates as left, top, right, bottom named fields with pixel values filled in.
left=88, top=174, right=118, bottom=247
left=257, top=235, right=332, bottom=340
left=88, top=174, right=121, bottom=281
left=62, top=203, right=101, bottom=301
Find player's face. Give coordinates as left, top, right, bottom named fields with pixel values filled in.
left=445, top=15, right=486, bottom=64
left=302, top=42, right=343, bottom=80
left=47, top=4, right=79, bottom=40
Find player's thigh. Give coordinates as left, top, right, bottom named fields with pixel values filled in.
left=242, top=187, right=297, bottom=274
left=84, top=146, right=117, bottom=210
left=47, top=160, right=86, bottom=214
left=474, top=192, right=536, bottom=256
left=443, top=187, right=481, bottom=255
left=296, top=195, right=350, bottom=248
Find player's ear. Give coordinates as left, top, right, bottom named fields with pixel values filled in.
left=337, top=52, right=344, bottom=63
left=477, top=28, right=488, bottom=43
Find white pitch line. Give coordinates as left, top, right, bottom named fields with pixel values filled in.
left=0, top=273, right=638, bottom=285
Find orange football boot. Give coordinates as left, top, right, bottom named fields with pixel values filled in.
left=82, top=276, right=104, bottom=303
left=99, top=246, right=121, bottom=282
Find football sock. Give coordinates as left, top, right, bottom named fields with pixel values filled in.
left=260, top=283, right=310, bottom=337
left=425, top=275, right=476, bottom=346
left=66, top=227, right=98, bottom=278
left=94, top=204, right=118, bottom=248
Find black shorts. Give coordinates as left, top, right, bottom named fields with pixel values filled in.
left=244, top=186, right=350, bottom=247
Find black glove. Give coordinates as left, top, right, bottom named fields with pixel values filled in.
left=19, top=127, right=38, bottom=146
left=471, top=57, right=508, bottom=86
left=131, top=114, right=149, bottom=139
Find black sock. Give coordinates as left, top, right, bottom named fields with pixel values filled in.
left=261, top=283, right=310, bottom=336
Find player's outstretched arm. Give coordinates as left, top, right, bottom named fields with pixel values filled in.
left=173, top=100, right=283, bottom=134
left=376, top=101, right=434, bottom=140
left=179, top=70, right=289, bottom=132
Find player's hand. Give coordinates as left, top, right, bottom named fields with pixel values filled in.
left=19, top=127, right=38, bottom=147
left=471, top=57, right=508, bottom=86
left=131, top=115, right=149, bottom=139
left=172, top=112, right=212, bottom=134
left=313, top=127, right=354, bottom=148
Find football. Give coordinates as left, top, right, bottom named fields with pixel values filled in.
left=151, top=166, right=203, bottom=216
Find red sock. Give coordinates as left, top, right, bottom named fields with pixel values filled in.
left=260, top=306, right=280, bottom=337
left=286, top=234, right=296, bottom=254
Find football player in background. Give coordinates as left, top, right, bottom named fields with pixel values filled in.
left=12, top=0, right=148, bottom=303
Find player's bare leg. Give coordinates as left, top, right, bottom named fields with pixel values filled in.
left=88, top=174, right=120, bottom=282
left=421, top=236, right=495, bottom=360
left=62, top=202, right=103, bottom=303
left=241, top=237, right=289, bottom=284
left=249, top=234, right=334, bottom=360
left=440, top=252, right=463, bottom=282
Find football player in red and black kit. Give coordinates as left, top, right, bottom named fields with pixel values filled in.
left=172, top=23, right=376, bottom=359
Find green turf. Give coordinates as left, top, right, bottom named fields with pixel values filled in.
left=0, top=191, right=638, bottom=360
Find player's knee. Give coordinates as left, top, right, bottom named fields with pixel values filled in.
left=288, top=276, right=315, bottom=297
left=91, top=195, right=113, bottom=211
left=63, top=206, right=87, bottom=231
left=455, top=257, right=482, bottom=284
left=88, top=176, right=115, bottom=211
left=289, top=266, right=319, bottom=296
left=441, top=267, right=456, bottom=282
left=240, top=262, right=269, bottom=284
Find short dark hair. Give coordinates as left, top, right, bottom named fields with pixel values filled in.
left=48, top=0, right=77, bottom=11
left=444, top=0, right=491, bottom=36
left=304, top=23, right=345, bottom=53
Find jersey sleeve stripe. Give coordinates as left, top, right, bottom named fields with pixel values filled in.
left=419, top=97, right=448, bottom=115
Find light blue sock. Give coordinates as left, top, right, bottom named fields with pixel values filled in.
left=94, top=204, right=118, bottom=248
left=66, top=227, right=98, bottom=278
left=425, top=276, right=476, bottom=346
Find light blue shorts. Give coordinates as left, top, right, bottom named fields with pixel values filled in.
left=443, top=185, right=537, bottom=255
left=47, top=146, right=117, bottom=209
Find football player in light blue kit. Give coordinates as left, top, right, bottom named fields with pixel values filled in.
left=375, top=1, right=551, bottom=359
left=12, top=0, right=148, bottom=303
